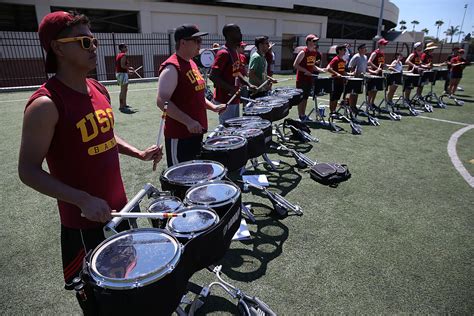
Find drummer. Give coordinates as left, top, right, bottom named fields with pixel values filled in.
left=421, top=42, right=437, bottom=69
left=157, top=24, right=226, bottom=167
left=366, top=38, right=388, bottom=110
left=348, top=43, right=381, bottom=112
left=249, top=36, right=277, bottom=98
left=327, top=44, right=353, bottom=115
left=448, top=48, right=470, bottom=97
left=386, top=52, right=404, bottom=105
left=18, top=11, right=163, bottom=309
left=404, top=42, right=430, bottom=102
left=293, top=34, right=326, bottom=122
left=444, top=46, right=460, bottom=93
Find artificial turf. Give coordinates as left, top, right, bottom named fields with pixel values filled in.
left=0, top=68, right=473, bottom=314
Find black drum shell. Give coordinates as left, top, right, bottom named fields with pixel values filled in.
left=344, top=78, right=364, bottom=94
left=200, top=136, right=248, bottom=171
left=314, top=77, right=334, bottom=94
left=268, top=101, right=290, bottom=121
left=365, top=76, right=385, bottom=91
left=233, top=128, right=265, bottom=158
left=435, top=69, right=448, bottom=81
left=419, top=70, right=436, bottom=85
left=385, top=72, right=402, bottom=85
left=403, top=74, right=421, bottom=89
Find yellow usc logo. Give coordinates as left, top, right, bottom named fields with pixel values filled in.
left=76, top=108, right=117, bottom=156
left=307, top=55, right=316, bottom=66
left=186, top=69, right=205, bottom=91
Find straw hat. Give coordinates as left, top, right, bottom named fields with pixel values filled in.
left=424, top=42, right=438, bottom=51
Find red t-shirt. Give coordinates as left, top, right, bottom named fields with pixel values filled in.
left=25, top=78, right=127, bottom=229
left=371, top=48, right=385, bottom=68
left=212, top=45, right=241, bottom=104
left=421, top=52, right=433, bottom=66
left=328, top=55, right=346, bottom=84
left=159, top=53, right=207, bottom=139
left=239, top=53, right=247, bottom=77
left=450, top=56, right=467, bottom=76
left=115, top=52, right=128, bottom=73
left=265, top=51, right=274, bottom=76
left=296, top=48, right=320, bottom=83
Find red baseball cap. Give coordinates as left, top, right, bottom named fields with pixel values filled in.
left=38, top=11, right=75, bottom=73
left=378, top=38, right=389, bottom=46
left=306, top=34, right=320, bottom=42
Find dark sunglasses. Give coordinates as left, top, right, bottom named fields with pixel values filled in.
left=184, top=37, right=202, bottom=44
left=56, top=36, right=98, bottom=50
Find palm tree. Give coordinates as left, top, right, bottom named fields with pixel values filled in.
left=435, top=20, right=444, bottom=40
left=399, top=20, right=407, bottom=31
left=411, top=20, right=420, bottom=32
left=444, top=25, right=460, bottom=43
left=421, top=28, right=429, bottom=35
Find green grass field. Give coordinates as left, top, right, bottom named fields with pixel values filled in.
left=1, top=69, right=473, bottom=314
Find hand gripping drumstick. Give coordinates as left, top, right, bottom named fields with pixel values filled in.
left=153, top=101, right=168, bottom=171
left=110, top=212, right=186, bottom=219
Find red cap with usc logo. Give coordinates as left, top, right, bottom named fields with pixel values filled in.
left=38, top=11, right=75, bottom=73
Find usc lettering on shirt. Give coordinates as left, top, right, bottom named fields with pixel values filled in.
left=296, top=48, right=319, bottom=83
left=75, top=108, right=117, bottom=156
left=25, top=78, right=127, bottom=229
left=185, top=68, right=206, bottom=92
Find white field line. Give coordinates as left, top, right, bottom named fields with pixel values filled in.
left=447, top=125, right=474, bottom=188
left=416, top=115, right=470, bottom=126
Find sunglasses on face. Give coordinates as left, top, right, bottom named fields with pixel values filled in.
left=184, top=37, right=202, bottom=44
left=56, top=36, right=98, bottom=50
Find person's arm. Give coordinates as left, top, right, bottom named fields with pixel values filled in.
left=157, top=65, right=203, bottom=134
left=367, top=52, right=377, bottom=69
left=205, top=98, right=226, bottom=113
left=115, top=135, right=162, bottom=162
left=405, top=53, right=417, bottom=70
left=293, top=50, right=312, bottom=75
left=120, top=55, right=133, bottom=72
left=18, top=97, right=113, bottom=223
left=209, top=52, right=239, bottom=94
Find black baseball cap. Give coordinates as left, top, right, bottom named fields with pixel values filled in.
left=336, top=44, right=346, bottom=52
left=174, top=24, right=208, bottom=42
left=357, top=43, right=366, bottom=50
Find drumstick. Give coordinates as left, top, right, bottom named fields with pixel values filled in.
left=110, top=212, right=186, bottom=219
left=153, top=101, right=168, bottom=171
left=133, top=65, right=143, bottom=78
left=227, top=88, right=241, bottom=105
left=255, top=78, right=271, bottom=91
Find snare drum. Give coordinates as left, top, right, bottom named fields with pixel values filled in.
left=314, top=77, right=334, bottom=94
left=243, top=105, right=273, bottom=121
left=365, top=75, right=385, bottom=91
left=224, top=116, right=262, bottom=128
left=403, top=73, right=421, bottom=90
left=419, top=70, right=436, bottom=85
left=272, top=87, right=303, bottom=107
left=160, top=160, right=227, bottom=199
left=167, top=207, right=219, bottom=242
left=184, top=180, right=241, bottom=217
left=267, top=100, right=290, bottom=121
left=242, top=119, right=272, bottom=145
left=233, top=127, right=265, bottom=158
left=147, top=196, right=183, bottom=228
left=201, top=135, right=248, bottom=171
left=435, top=69, right=448, bottom=81
left=82, top=228, right=187, bottom=315
left=344, top=77, right=364, bottom=94
left=384, top=71, right=402, bottom=85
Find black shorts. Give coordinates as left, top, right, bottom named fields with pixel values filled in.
left=165, top=134, right=203, bottom=167
left=330, top=83, right=345, bottom=101
left=296, top=81, right=313, bottom=99
left=450, top=72, right=462, bottom=79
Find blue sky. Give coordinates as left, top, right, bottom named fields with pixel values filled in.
left=391, top=0, right=473, bottom=40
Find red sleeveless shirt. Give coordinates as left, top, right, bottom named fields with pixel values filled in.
left=25, top=78, right=127, bottom=229
left=159, top=53, right=207, bottom=139
left=296, top=48, right=320, bottom=83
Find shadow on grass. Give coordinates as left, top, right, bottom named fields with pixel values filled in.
left=218, top=203, right=289, bottom=282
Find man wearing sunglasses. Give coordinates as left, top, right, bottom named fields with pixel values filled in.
left=115, top=42, right=135, bottom=113
left=157, top=24, right=226, bottom=167
left=18, top=11, right=163, bottom=310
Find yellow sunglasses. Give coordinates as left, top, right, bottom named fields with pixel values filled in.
left=56, top=36, right=98, bottom=50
